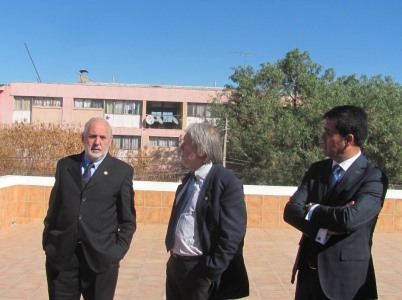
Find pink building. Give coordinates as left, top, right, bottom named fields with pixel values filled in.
left=0, top=81, right=225, bottom=150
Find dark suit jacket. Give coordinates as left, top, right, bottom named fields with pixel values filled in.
left=284, top=155, right=388, bottom=300
left=166, top=163, right=249, bottom=299
left=43, top=152, right=136, bottom=273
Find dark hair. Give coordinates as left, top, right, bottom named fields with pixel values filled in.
left=186, top=123, right=223, bottom=164
left=323, top=105, right=368, bottom=147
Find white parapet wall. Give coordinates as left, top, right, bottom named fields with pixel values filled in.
left=0, top=175, right=400, bottom=198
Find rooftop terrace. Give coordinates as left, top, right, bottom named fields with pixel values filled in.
left=0, top=223, right=402, bottom=299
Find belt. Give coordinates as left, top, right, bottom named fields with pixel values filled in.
left=170, top=252, right=204, bottom=261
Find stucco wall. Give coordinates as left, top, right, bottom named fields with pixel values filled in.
left=0, top=176, right=401, bottom=232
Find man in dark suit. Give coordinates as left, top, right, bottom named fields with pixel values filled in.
left=43, top=117, right=136, bottom=300
left=284, top=105, right=388, bottom=300
left=165, top=123, right=249, bottom=300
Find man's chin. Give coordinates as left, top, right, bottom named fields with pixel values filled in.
left=88, top=152, right=104, bottom=161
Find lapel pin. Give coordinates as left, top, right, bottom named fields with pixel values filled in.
left=104, top=171, right=108, bottom=176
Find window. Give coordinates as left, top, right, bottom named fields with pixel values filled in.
left=187, top=103, right=211, bottom=118
left=146, top=101, right=181, bottom=128
left=14, top=97, right=31, bottom=110
left=14, top=96, right=62, bottom=110
left=113, top=136, right=141, bottom=150
left=74, top=98, right=104, bottom=108
left=32, top=97, right=62, bottom=107
left=105, top=100, right=141, bottom=115
left=151, top=111, right=173, bottom=122
left=149, top=137, right=179, bottom=147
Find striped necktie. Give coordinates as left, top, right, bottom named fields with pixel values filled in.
left=82, top=162, right=94, bottom=185
left=328, top=164, right=342, bottom=191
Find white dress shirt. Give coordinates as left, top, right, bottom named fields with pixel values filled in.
left=171, top=163, right=213, bottom=256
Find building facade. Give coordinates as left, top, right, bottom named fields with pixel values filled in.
left=0, top=81, right=225, bottom=150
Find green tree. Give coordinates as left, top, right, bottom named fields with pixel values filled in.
left=212, top=49, right=402, bottom=188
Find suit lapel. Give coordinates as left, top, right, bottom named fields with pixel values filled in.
left=67, top=153, right=84, bottom=189
left=319, top=160, right=334, bottom=204
left=165, top=172, right=193, bottom=250
left=86, top=154, right=112, bottom=187
left=195, top=165, right=218, bottom=237
left=326, top=155, right=367, bottom=206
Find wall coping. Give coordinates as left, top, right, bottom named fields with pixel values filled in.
left=1, top=175, right=401, bottom=198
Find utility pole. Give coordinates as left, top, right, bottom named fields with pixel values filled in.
left=223, top=116, right=228, bottom=167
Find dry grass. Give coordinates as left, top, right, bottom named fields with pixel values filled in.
left=0, top=123, right=185, bottom=181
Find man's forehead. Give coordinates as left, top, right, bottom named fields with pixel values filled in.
left=324, top=118, right=339, bottom=132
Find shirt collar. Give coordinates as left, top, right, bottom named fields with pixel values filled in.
left=334, top=151, right=361, bottom=172
left=194, top=162, right=213, bottom=181
left=83, top=154, right=105, bottom=170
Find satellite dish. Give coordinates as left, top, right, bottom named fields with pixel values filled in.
left=172, top=116, right=179, bottom=125
left=145, top=115, right=155, bottom=125
left=156, top=116, right=164, bottom=124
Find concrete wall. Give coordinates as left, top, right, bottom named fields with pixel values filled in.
left=0, top=176, right=401, bottom=232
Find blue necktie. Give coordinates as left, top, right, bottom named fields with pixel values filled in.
left=82, top=162, right=94, bottom=185
left=328, top=164, right=342, bottom=191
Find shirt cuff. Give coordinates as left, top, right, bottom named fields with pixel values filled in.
left=305, top=204, right=319, bottom=221
left=315, top=228, right=330, bottom=245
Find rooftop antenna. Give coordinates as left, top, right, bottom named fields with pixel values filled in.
left=232, top=50, right=256, bottom=68
left=24, top=42, right=42, bottom=82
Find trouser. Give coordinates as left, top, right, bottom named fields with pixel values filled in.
left=45, top=244, right=119, bottom=300
left=295, top=267, right=329, bottom=300
left=166, top=254, right=224, bottom=300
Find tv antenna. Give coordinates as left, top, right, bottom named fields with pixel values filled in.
left=24, top=42, right=42, bottom=82
left=231, top=50, right=256, bottom=68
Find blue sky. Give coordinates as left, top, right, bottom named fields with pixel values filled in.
left=1, top=0, right=401, bottom=87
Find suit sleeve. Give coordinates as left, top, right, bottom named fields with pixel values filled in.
left=310, top=166, right=388, bottom=232
left=283, top=164, right=321, bottom=238
left=205, top=171, right=247, bottom=280
left=116, top=165, right=136, bottom=252
left=42, top=160, right=61, bottom=250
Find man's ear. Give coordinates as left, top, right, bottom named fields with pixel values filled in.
left=345, top=134, right=355, bottom=145
left=196, top=149, right=206, bottom=158
left=81, top=133, right=85, bottom=143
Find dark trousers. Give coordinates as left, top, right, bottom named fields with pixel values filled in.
left=46, top=244, right=119, bottom=300
left=166, top=254, right=222, bottom=300
left=295, top=267, right=329, bottom=300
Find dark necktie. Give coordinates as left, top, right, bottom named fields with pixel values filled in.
left=328, top=164, right=342, bottom=191
left=82, top=162, right=94, bottom=185
left=165, top=173, right=196, bottom=251
left=179, top=174, right=196, bottom=212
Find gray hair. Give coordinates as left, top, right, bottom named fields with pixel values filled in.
left=83, top=117, right=112, bottom=137
left=186, top=123, right=223, bottom=164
